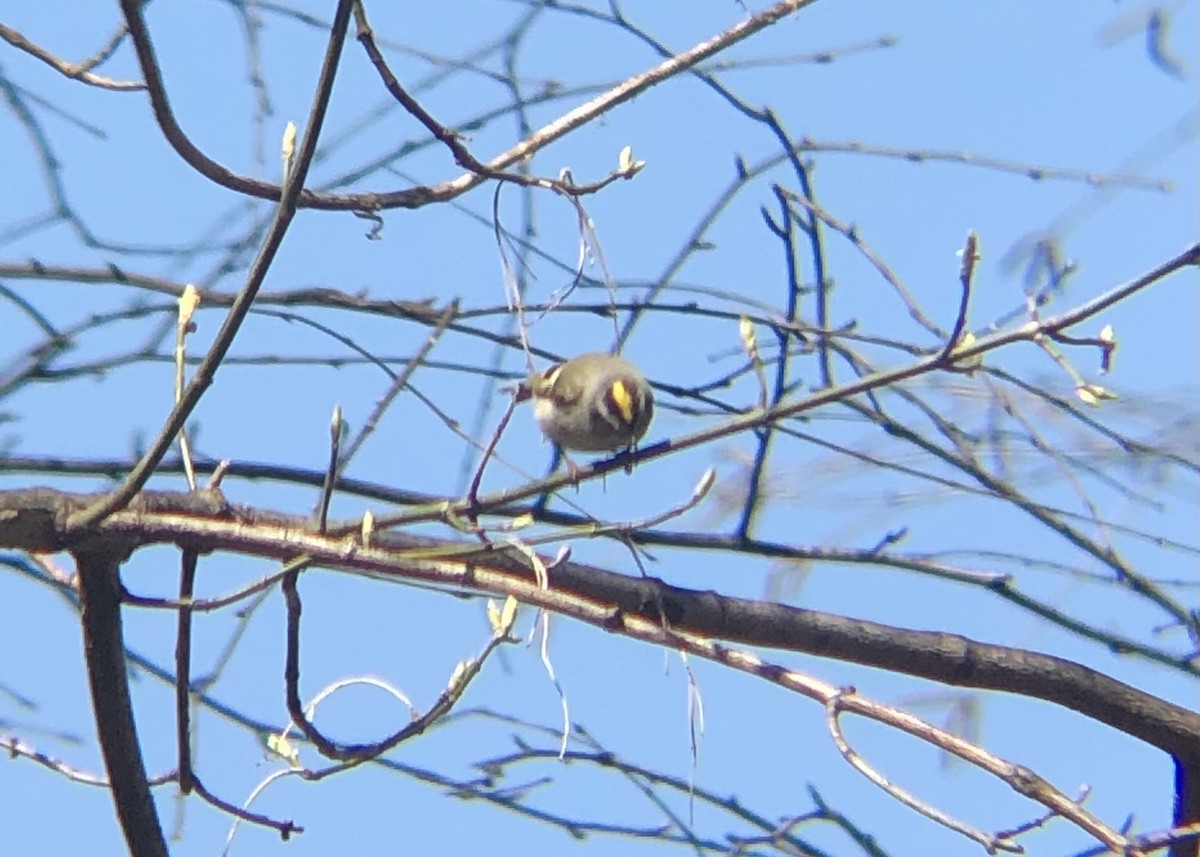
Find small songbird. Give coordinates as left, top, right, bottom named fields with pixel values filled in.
left=525, top=353, right=654, bottom=454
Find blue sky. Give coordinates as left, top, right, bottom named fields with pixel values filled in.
left=1, top=2, right=1197, bottom=855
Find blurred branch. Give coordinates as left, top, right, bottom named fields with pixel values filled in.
left=352, top=243, right=1199, bottom=527
left=0, top=21, right=143, bottom=90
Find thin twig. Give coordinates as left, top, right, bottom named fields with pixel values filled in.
left=337, top=299, right=459, bottom=470
left=825, top=690, right=1021, bottom=853
left=67, top=0, right=356, bottom=532
left=0, top=22, right=144, bottom=90
left=317, top=406, right=342, bottom=534
left=174, top=549, right=198, bottom=795
left=936, top=231, right=978, bottom=366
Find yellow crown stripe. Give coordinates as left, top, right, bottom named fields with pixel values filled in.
left=609, top=379, right=635, bottom=423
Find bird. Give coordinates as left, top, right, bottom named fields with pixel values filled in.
left=524, top=353, right=654, bottom=455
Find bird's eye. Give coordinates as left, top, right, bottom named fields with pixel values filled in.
left=532, top=364, right=563, bottom=396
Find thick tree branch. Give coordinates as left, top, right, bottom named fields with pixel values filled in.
left=74, top=541, right=168, bottom=857
left=3, top=486, right=1196, bottom=766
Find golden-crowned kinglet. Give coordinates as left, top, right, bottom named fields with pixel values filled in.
left=525, top=353, right=654, bottom=453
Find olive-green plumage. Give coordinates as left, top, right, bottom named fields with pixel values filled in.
left=527, top=353, right=654, bottom=453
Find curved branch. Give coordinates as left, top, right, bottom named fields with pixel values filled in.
left=118, top=0, right=816, bottom=212
left=68, top=0, right=357, bottom=533
left=0, top=21, right=143, bottom=90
